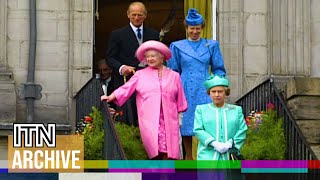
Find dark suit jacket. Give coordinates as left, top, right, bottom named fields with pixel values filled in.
left=106, top=25, right=159, bottom=88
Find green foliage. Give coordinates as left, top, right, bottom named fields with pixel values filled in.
left=241, top=110, right=286, bottom=160
left=115, top=122, right=148, bottom=160
left=83, top=107, right=148, bottom=160
left=84, top=107, right=104, bottom=160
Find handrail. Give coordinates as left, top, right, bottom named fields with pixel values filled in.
left=75, top=77, right=126, bottom=159
left=101, top=100, right=126, bottom=159
left=235, top=78, right=318, bottom=160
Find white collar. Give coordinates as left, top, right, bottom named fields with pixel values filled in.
left=105, top=77, right=111, bottom=84
left=188, top=37, right=201, bottom=42
left=130, top=22, right=143, bottom=33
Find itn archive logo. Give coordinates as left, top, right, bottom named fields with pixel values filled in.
left=8, top=123, right=84, bottom=172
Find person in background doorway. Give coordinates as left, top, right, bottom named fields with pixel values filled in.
left=96, top=59, right=116, bottom=117
left=106, top=1, right=159, bottom=126
left=167, top=8, right=226, bottom=159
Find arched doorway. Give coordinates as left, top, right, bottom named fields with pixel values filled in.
left=94, top=0, right=185, bottom=71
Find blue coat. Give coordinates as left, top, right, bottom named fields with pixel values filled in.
left=194, top=103, right=247, bottom=160
left=167, top=39, right=226, bottom=136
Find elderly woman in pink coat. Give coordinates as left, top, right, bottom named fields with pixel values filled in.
left=101, top=40, right=188, bottom=160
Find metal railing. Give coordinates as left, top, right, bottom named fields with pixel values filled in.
left=235, top=78, right=317, bottom=160
left=75, top=76, right=126, bottom=159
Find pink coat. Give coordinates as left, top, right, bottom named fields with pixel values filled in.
left=113, top=67, right=188, bottom=159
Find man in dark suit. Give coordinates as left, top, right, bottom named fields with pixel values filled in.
left=106, top=1, right=159, bottom=126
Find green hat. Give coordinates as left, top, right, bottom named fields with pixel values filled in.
left=204, top=74, right=229, bottom=90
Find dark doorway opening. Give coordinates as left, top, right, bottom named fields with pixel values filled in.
left=93, top=0, right=185, bottom=73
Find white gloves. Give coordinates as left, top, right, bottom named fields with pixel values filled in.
left=210, top=141, right=232, bottom=154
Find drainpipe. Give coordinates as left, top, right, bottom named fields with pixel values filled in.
left=19, top=0, right=42, bottom=123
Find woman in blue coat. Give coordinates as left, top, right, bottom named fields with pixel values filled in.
left=167, top=8, right=226, bottom=159
left=194, top=75, right=247, bottom=160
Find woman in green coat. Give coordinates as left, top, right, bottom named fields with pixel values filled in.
left=194, top=75, right=247, bottom=160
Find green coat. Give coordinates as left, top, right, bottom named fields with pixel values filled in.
left=194, top=103, right=247, bottom=160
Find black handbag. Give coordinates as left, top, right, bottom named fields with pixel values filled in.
left=229, top=139, right=244, bottom=160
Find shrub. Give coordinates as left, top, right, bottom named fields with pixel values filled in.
left=79, top=107, right=147, bottom=160
left=241, top=107, right=286, bottom=160
left=115, top=122, right=148, bottom=160
left=83, top=107, right=104, bottom=160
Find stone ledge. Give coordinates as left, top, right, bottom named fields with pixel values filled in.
left=287, top=96, right=320, bottom=120
left=286, top=77, right=320, bottom=99
left=296, top=120, right=320, bottom=144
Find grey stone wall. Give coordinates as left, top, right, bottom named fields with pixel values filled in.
left=0, top=0, right=7, bottom=70
left=1, top=0, right=93, bottom=124
left=218, top=0, right=318, bottom=102
left=311, top=0, right=320, bottom=77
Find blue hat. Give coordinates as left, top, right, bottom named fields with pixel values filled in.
left=204, top=75, right=229, bottom=90
left=185, top=8, right=204, bottom=26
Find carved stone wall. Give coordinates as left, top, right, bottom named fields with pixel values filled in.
left=218, top=0, right=314, bottom=101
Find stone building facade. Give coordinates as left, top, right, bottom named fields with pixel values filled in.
left=0, top=0, right=92, bottom=127
left=219, top=0, right=320, bottom=99
left=0, top=0, right=320, bottom=158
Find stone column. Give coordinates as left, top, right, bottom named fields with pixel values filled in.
left=242, top=0, right=268, bottom=94
left=68, top=0, right=93, bottom=129
left=218, top=0, right=244, bottom=102
left=269, top=0, right=311, bottom=76
left=311, top=0, right=320, bottom=77
left=0, top=0, right=7, bottom=70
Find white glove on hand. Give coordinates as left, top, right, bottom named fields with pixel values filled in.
left=210, top=141, right=231, bottom=154
left=219, top=141, right=232, bottom=154
left=210, top=141, right=223, bottom=153
left=225, top=141, right=232, bottom=149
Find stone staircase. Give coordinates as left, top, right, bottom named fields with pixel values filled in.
left=286, top=77, right=320, bottom=159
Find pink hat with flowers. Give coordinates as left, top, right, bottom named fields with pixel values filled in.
left=135, top=40, right=172, bottom=62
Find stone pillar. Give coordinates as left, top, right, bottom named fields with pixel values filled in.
left=243, top=0, right=268, bottom=94
left=0, top=0, right=16, bottom=124
left=68, top=0, right=93, bottom=128
left=269, top=0, right=311, bottom=76
left=218, top=0, right=244, bottom=102
left=311, top=0, right=320, bottom=77
left=0, top=0, right=7, bottom=70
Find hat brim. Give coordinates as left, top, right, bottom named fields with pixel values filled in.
left=136, top=40, right=172, bottom=62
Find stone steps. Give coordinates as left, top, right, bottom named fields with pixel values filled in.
left=286, top=77, right=320, bottom=159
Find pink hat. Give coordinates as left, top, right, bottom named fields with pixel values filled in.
left=135, top=40, right=172, bottom=62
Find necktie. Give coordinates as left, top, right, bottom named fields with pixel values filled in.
left=137, top=28, right=142, bottom=40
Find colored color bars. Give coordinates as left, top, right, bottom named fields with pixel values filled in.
left=108, top=160, right=174, bottom=173
left=242, top=160, right=308, bottom=173
left=175, top=160, right=241, bottom=169
left=1, top=160, right=320, bottom=173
